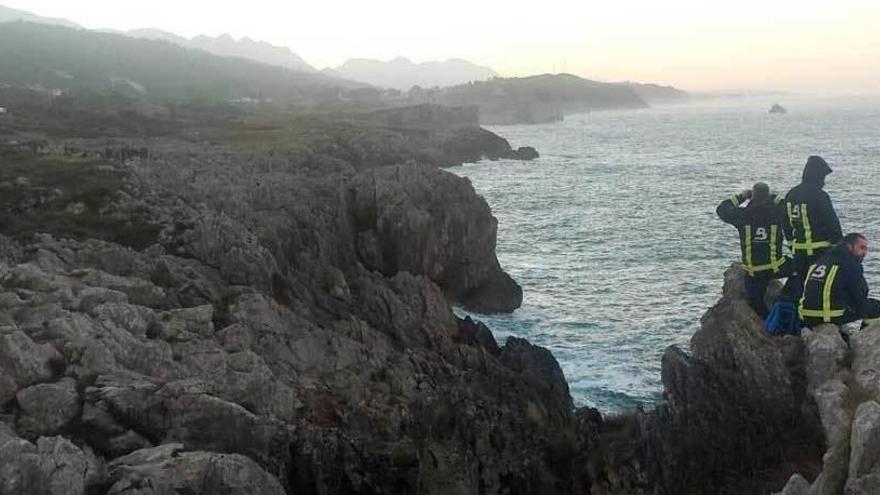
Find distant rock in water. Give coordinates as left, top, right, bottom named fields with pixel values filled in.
left=769, top=103, right=788, bottom=114
left=512, top=146, right=540, bottom=160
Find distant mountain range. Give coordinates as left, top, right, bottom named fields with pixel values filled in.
left=0, top=22, right=359, bottom=105
left=118, top=29, right=317, bottom=74
left=0, top=3, right=689, bottom=121
left=0, top=3, right=691, bottom=102
left=324, top=57, right=498, bottom=90
left=0, top=4, right=81, bottom=28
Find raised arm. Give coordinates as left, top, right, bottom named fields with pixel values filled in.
left=716, top=191, right=749, bottom=227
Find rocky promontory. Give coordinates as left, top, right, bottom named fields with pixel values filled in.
left=1, top=89, right=872, bottom=494
left=4, top=142, right=875, bottom=493
left=581, top=265, right=880, bottom=494
left=0, top=128, right=558, bottom=494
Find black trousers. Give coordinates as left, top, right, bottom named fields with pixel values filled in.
left=802, top=299, right=880, bottom=328
left=745, top=260, right=796, bottom=319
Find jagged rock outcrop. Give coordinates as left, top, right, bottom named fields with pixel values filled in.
left=776, top=319, right=880, bottom=495
left=0, top=151, right=559, bottom=495
left=583, top=264, right=825, bottom=494
left=581, top=263, right=880, bottom=494
left=349, top=165, right=522, bottom=313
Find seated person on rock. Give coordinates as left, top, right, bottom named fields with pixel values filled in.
left=799, top=233, right=880, bottom=330
left=717, top=182, right=793, bottom=318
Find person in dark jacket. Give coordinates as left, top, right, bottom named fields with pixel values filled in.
left=717, top=182, right=793, bottom=318
left=784, top=156, right=843, bottom=301
left=800, top=233, right=880, bottom=331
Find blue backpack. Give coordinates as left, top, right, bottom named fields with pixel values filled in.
left=764, top=302, right=801, bottom=336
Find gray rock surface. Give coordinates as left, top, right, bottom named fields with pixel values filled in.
left=0, top=154, right=566, bottom=493
left=583, top=264, right=825, bottom=494
left=778, top=473, right=811, bottom=495
left=106, top=444, right=286, bottom=495
left=849, top=401, right=880, bottom=480
left=16, top=377, right=80, bottom=438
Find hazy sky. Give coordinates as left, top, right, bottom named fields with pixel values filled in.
left=6, top=0, right=880, bottom=93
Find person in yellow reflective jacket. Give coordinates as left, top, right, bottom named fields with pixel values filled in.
left=784, top=156, right=843, bottom=302
left=717, top=182, right=793, bottom=318
left=800, top=233, right=880, bottom=332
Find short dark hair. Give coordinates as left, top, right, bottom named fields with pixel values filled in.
left=751, top=182, right=770, bottom=204
left=844, top=233, right=867, bottom=246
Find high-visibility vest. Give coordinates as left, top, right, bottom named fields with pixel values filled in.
left=799, top=262, right=846, bottom=322
left=787, top=202, right=832, bottom=256
left=741, top=223, right=788, bottom=276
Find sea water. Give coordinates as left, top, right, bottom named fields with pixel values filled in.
left=451, top=95, right=880, bottom=413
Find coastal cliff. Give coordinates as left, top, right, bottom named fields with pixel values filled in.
left=3, top=132, right=876, bottom=493
left=0, top=127, right=564, bottom=494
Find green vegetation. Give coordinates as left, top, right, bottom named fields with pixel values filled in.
left=0, top=154, right=158, bottom=247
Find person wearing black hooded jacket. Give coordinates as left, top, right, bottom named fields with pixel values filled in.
left=784, top=155, right=843, bottom=300
left=717, top=182, right=792, bottom=318
left=800, top=233, right=880, bottom=330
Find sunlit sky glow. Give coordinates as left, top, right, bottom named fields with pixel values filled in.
left=6, top=0, right=880, bottom=93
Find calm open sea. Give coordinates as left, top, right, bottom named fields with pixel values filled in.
left=452, top=95, right=880, bottom=412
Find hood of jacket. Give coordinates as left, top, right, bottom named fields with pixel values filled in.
left=802, top=155, right=832, bottom=187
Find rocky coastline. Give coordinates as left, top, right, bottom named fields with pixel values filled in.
left=1, top=112, right=873, bottom=494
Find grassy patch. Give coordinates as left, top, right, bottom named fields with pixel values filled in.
left=0, top=154, right=159, bottom=248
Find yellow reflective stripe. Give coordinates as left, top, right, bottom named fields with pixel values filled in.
left=745, top=225, right=753, bottom=272
left=800, top=264, right=846, bottom=322
left=743, top=224, right=786, bottom=275
left=798, top=265, right=818, bottom=317
left=770, top=225, right=779, bottom=273
left=799, top=308, right=846, bottom=318
left=792, top=240, right=831, bottom=251
left=731, top=194, right=740, bottom=206
left=822, top=265, right=839, bottom=322
left=745, top=258, right=788, bottom=274
left=773, top=195, right=783, bottom=205
left=788, top=202, right=832, bottom=253
left=802, top=204, right=816, bottom=256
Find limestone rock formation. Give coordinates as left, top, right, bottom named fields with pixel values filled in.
left=0, top=156, right=557, bottom=494
left=582, top=264, right=825, bottom=494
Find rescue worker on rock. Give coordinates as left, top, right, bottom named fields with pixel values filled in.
left=717, top=182, right=793, bottom=318
left=799, top=233, right=880, bottom=331
left=784, top=156, right=843, bottom=301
